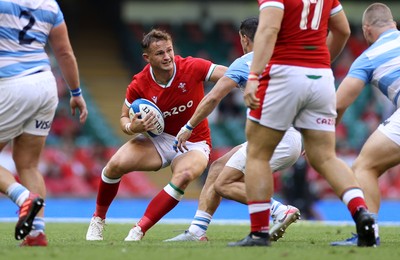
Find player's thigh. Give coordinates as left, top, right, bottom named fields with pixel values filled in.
left=12, top=133, right=46, bottom=169
left=107, top=136, right=162, bottom=175
left=171, top=150, right=209, bottom=182
left=301, top=128, right=336, bottom=164
left=246, top=119, right=284, bottom=160
left=354, top=129, right=400, bottom=176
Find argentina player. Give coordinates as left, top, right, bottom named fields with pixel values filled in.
left=0, top=0, right=87, bottom=246
left=333, top=2, right=400, bottom=246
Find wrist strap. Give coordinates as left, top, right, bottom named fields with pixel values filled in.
left=247, top=77, right=259, bottom=81
left=70, top=87, right=82, bottom=97
left=248, top=72, right=260, bottom=81
left=249, top=72, right=260, bottom=77
left=185, top=122, right=194, bottom=131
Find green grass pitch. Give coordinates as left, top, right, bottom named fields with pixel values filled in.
left=0, top=222, right=399, bottom=260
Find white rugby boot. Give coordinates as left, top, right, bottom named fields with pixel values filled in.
left=86, top=216, right=105, bottom=241
left=269, top=205, right=301, bottom=241
left=124, top=225, right=144, bottom=241
left=163, top=230, right=208, bottom=242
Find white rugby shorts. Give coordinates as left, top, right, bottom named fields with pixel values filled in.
left=0, top=71, right=58, bottom=142
left=247, top=64, right=337, bottom=132
left=225, top=127, right=302, bottom=173
left=148, top=132, right=211, bottom=169
left=378, top=108, right=400, bottom=146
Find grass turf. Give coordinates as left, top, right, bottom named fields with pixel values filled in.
left=0, top=222, right=399, bottom=260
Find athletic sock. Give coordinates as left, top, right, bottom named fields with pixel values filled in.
left=30, top=217, right=45, bottom=236
left=188, top=210, right=212, bottom=237
left=341, top=188, right=368, bottom=217
left=94, top=168, right=121, bottom=219
left=137, top=182, right=183, bottom=233
left=248, top=201, right=271, bottom=234
left=6, top=183, right=30, bottom=207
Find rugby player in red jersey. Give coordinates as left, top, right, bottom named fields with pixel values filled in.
left=86, top=29, right=227, bottom=241
left=228, top=0, right=377, bottom=247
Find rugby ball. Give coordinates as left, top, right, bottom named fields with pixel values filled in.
left=129, top=98, right=164, bottom=137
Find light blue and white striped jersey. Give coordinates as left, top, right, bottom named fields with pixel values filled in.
left=348, top=29, right=400, bottom=108
left=0, top=0, right=64, bottom=78
left=224, top=51, right=253, bottom=90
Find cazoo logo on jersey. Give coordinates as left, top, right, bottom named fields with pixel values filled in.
left=163, top=100, right=193, bottom=118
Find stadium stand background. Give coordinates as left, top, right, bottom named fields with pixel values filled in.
left=2, top=1, right=400, bottom=212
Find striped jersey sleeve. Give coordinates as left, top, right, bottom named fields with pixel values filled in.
left=348, top=29, right=400, bottom=107
left=0, top=0, right=64, bottom=78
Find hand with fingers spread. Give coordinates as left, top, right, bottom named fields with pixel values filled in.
left=173, top=122, right=194, bottom=152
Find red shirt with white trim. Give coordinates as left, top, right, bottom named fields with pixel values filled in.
left=258, top=0, right=342, bottom=68
left=125, top=55, right=215, bottom=147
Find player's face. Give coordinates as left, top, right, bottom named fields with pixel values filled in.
left=145, top=40, right=175, bottom=71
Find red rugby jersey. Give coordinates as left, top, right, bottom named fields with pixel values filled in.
left=125, top=55, right=215, bottom=147
left=258, top=0, right=342, bottom=68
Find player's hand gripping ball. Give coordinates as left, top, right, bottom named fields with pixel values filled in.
left=129, top=98, right=165, bottom=137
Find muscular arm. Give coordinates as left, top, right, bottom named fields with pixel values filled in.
left=244, top=7, right=282, bottom=109
left=48, top=22, right=80, bottom=90
left=189, top=76, right=238, bottom=127
left=49, top=22, right=88, bottom=123
left=336, top=76, right=365, bottom=125
left=249, top=7, right=282, bottom=75
left=327, top=10, right=351, bottom=63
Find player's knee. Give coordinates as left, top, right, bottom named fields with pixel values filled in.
left=352, top=159, right=379, bottom=178
left=105, top=161, right=126, bottom=179
left=171, top=170, right=198, bottom=188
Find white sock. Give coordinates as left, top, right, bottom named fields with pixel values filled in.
left=188, top=210, right=212, bottom=237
